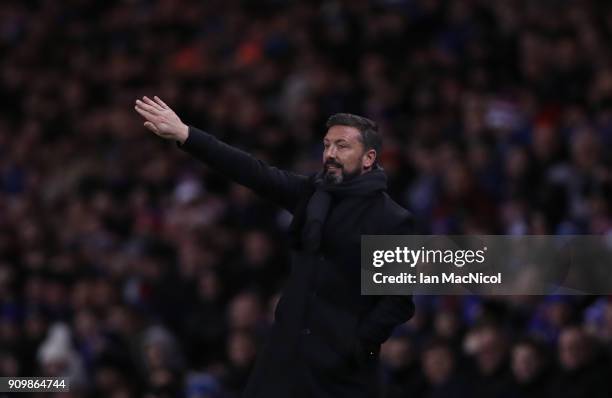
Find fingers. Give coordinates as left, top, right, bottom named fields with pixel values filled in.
left=153, top=96, right=168, bottom=109
left=142, top=96, right=164, bottom=112
left=134, top=104, right=157, bottom=121
left=136, top=98, right=160, bottom=114
left=144, top=121, right=159, bottom=133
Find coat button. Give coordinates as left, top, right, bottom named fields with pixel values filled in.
left=301, top=328, right=311, bottom=335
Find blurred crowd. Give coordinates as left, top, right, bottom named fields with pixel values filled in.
left=1, top=0, right=611, bottom=397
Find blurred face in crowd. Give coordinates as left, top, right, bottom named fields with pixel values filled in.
left=434, top=310, right=460, bottom=339
left=422, top=345, right=454, bottom=385
left=444, top=160, right=472, bottom=198
left=380, top=336, right=413, bottom=369
left=228, top=331, right=257, bottom=368
left=0, top=353, right=18, bottom=377
left=545, top=300, right=572, bottom=329
left=475, top=327, right=507, bottom=375
left=559, top=327, right=590, bottom=371
left=144, top=342, right=166, bottom=370
left=228, top=293, right=262, bottom=330
left=572, top=130, right=599, bottom=171
left=197, top=271, right=221, bottom=301
left=512, top=343, right=542, bottom=383
left=323, top=125, right=376, bottom=184
left=244, top=230, right=272, bottom=266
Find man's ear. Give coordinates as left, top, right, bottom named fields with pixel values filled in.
left=362, top=149, right=377, bottom=170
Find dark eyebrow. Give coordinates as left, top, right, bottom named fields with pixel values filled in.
left=323, top=138, right=349, bottom=144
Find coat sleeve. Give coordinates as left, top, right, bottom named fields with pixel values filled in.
left=356, top=216, right=415, bottom=347
left=177, top=126, right=309, bottom=213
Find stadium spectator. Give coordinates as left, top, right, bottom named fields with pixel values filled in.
left=509, top=337, right=552, bottom=398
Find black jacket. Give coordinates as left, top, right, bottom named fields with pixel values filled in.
left=179, top=126, right=415, bottom=398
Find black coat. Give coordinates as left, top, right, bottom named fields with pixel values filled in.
left=180, top=127, right=415, bottom=398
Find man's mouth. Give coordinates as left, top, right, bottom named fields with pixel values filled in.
left=326, top=164, right=341, bottom=171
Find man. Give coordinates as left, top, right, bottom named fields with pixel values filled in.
left=134, top=96, right=415, bottom=398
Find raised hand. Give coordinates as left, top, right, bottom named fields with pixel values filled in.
left=134, top=96, right=189, bottom=144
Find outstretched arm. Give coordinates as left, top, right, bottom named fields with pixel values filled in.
left=135, top=96, right=309, bottom=212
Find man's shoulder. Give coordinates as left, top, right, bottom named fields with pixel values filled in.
left=378, top=192, right=411, bottom=219
left=367, top=192, right=413, bottom=234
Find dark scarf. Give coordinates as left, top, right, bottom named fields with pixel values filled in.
left=289, top=167, right=388, bottom=253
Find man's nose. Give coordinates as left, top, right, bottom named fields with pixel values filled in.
left=324, top=145, right=337, bottom=159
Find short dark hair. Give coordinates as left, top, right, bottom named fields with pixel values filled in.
left=326, top=113, right=382, bottom=158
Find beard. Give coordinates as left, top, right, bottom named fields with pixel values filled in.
left=323, top=160, right=361, bottom=184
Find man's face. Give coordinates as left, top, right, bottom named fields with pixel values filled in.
left=322, top=125, right=375, bottom=184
